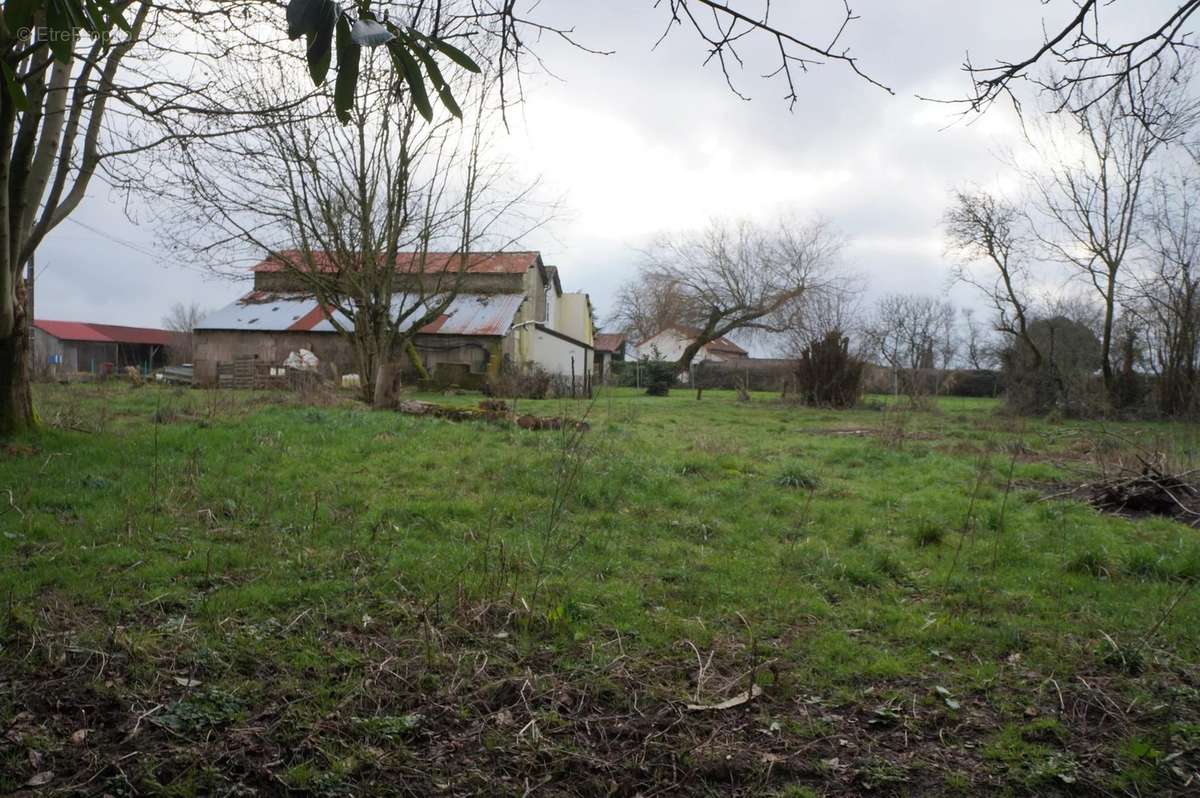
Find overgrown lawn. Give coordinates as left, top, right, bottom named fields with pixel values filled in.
left=1, top=383, right=1198, bottom=795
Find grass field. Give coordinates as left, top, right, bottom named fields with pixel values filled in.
left=2, top=382, right=1200, bottom=796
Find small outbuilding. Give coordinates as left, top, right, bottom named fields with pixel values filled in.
left=32, top=320, right=173, bottom=377
left=593, top=332, right=630, bottom=380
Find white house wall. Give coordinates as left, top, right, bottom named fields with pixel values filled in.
left=512, top=325, right=592, bottom=378
left=639, top=329, right=722, bottom=363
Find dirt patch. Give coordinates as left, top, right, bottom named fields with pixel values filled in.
left=396, top=400, right=590, bottom=432
left=4, top=606, right=1197, bottom=796
left=1, top=444, right=38, bottom=458
left=804, top=427, right=943, bottom=444
left=805, top=427, right=875, bottom=437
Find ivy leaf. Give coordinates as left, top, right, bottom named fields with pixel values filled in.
left=287, top=0, right=337, bottom=41
left=45, top=0, right=79, bottom=63
left=333, top=13, right=360, bottom=124
left=404, top=33, right=462, bottom=118
left=73, top=0, right=106, bottom=35
left=421, top=33, right=481, bottom=74
left=306, top=23, right=333, bottom=85
left=4, top=0, right=41, bottom=30
left=386, top=34, right=433, bottom=122
left=91, top=0, right=132, bottom=34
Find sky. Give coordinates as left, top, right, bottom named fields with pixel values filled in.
left=31, top=0, right=1172, bottom=338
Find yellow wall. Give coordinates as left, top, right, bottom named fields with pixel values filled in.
left=556, top=293, right=594, bottom=346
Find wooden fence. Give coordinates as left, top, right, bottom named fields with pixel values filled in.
left=216, top=355, right=288, bottom=390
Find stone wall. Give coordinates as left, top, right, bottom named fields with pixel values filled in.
left=193, top=329, right=504, bottom=387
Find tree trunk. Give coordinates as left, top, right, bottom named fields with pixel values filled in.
left=0, top=322, right=34, bottom=438
left=405, top=339, right=429, bottom=381
left=675, top=338, right=709, bottom=374
left=1100, top=274, right=1117, bottom=396
left=354, top=335, right=379, bottom=404
left=373, top=360, right=401, bottom=408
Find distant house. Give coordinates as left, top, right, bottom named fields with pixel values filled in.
left=194, top=251, right=595, bottom=389
left=32, top=320, right=173, bottom=376
left=636, top=326, right=748, bottom=364
left=593, top=332, right=630, bottom=379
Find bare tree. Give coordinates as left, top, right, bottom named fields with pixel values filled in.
left=305, top=1, right=1200, bottom=122
left=0, top=1, right=334, bottom=436
left=945, top=189, right=1043, bottom=369
left=162, top=301, right=209, bottom=365
left=959, top=308, right=998, bottom=370
left=648, top=1, right=893, bottom=107
left=776, top=277, right=864, bottom=359
left=0, top=3, right=154, bottom=435
left=864, top=294, right=956, bottom=397
left=1127, top=170, right=1200, bottom=414
left=624, top=217, right=844, bottom=373
left=958, top=1, right=1200, bottom=117
left=609, top=274, right=689, bottom=345
left=158, top=36, right=539, bottom=406
left=339, top=1, right=896, bottom=112
left=1025, top=67, right=1198, bottom=398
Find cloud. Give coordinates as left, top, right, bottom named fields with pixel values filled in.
left=33, top=0, right=1186, bottom=332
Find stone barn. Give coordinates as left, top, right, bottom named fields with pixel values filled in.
left=194, top=251, right=595, bottom=389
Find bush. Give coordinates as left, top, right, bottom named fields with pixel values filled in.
left=794, top=330, right=863, bottom=408
left=485, top=365, right=552, bottom=399
left=1002, top=316, right=1104, bottom=416
left=642, top=359, right=676, bottom=396
left=946, top=369, right=1001, bottom=397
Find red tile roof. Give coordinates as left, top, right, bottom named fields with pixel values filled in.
left=251, top=250, right=542, bottom=275
left=34, top=320, right=174, bottom=347
left=703, top=336, right=748, bottom=356
left=593, top=333, right=627, bottom=353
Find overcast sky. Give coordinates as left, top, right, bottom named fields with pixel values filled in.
left=32, top=0, right=1170, bottom=336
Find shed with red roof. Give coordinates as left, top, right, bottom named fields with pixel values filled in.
left=32, top=320, right=174, bottom=376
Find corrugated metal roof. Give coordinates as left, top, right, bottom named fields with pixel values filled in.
left=197, top=292, right=524, bottom=338
left=194, top=294, right=318, bottom=332
left=424, top=293, right=524, bottom=336
left=34, top=320, right=174, bottom=346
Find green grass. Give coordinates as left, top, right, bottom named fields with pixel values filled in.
left=1, top=382, right=1199, bottom=795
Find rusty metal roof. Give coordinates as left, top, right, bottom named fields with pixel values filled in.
left=197, top=292, right=524, bottom=338
left=420, top=293, right=524, bottom=336
left=250, top=250, right=542, bottom=275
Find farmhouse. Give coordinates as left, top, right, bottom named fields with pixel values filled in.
left=637, top=325, right=748, bottom=364
left=31, top=320, right=173, bottom=377
left=193, top=251, right=595, bottom=388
